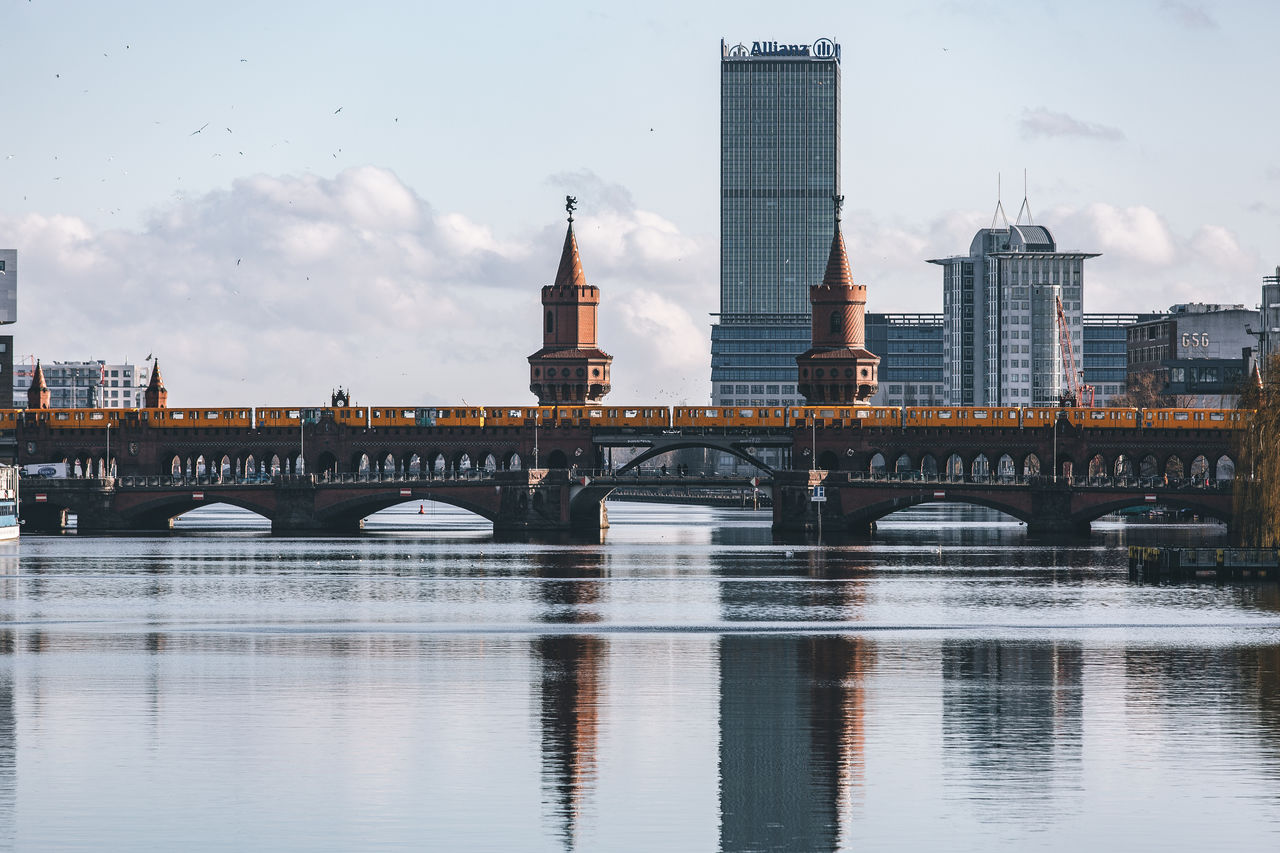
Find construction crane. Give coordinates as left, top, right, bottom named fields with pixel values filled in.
left=1055, top=295, right=1094, bottom=407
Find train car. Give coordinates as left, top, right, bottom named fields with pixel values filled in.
left=26, top=407, right=128, bottom=429
left=1141, top=408, right=1247, bottom=430
left=589, top=406, right=671, bottom=429
left=0, top=409, right=18, bottom=432
left=673, top=406, right=787, bottom=430
left=139, top=407, right=254, bottom=429
left=1022, top=407, right=1139, bottom=429
left=904, top=406, right=1021, bottom=428
left=408, top=407, right=486, bottom=428
left=481, top=406, right=547, bottom=428
left=256, top=406, right=369, bottom=429
left=788, top=406, right=901, bottom=429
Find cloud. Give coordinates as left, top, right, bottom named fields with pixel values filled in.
left=1019, top=108, right=1125, bottom=142
left=1266, top=167, right=1280, bottom=181
left=1161, top=0, right=1218, bottom=29
left=6, top=167, right=716, bottom=407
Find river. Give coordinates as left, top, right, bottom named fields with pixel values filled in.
left=0, top=502, right=1277, bottom=851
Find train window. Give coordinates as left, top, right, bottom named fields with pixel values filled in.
left=1174, top=412, right=1188, bottom=421
left=704, top=410, right=718, bottom=418
left=820, top=409, right=835, bottom=418
left=588, top=409, right=603, bottom=418
left=974, top=410, right=988, bottom=419
left=738, top=409, right=754, bottom=418
left=1091, top=411, right=1106, bottom=420
left=90, top=412, right=105, bottom=420
left=172, top=412, right=185, bottom=420
left=206, top=411, right=220, bottom=419
left=625, top=409, right=639, bottom=418
left=55, top=412, right=69, bottom=421
left=775, top=409, right=783, bottom=418
left=1210, top=412, right=1224, bottom=421
left=855, top=410, right=869, bottom=418
left=287, top=410, right=300, bottom=419
left=1194, top=412, right=1204, bottom=420
left=938, top=411, right=953, bottom=419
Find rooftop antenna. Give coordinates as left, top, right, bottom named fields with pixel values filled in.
left=990, top=173, right=1009, bottom=229
left=1015, top=168, right=1034, bottom=225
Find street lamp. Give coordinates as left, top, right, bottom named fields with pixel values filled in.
left=533, top=408, right=540, bottom=470
left=105, top=421, right=110, bottom=480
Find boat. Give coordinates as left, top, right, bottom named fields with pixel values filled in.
left=0, top=465, right=18, bottom=540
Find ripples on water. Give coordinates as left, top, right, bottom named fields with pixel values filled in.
left=1, top=502, right=1278, bottom=851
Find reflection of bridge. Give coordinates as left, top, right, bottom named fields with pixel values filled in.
left=15, top=414, right=1240, bottom=535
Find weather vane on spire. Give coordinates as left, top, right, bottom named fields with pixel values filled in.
left=565, top=195, right=577, bottom=223
left=832, top=194, right=845, bottom=223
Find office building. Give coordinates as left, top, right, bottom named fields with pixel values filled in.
left=1083, top=314, right=1160, bottom=405
left=1262, top=266, right=1280, bottom=380
left=866, top=314, right=945, bottom=406
left=711, top=37, right=842, bottom=408
left=0, top=250, right=16, bottom=408
left=13, top=360, right=150, bottom=409
left=928, top=209, right=1099, bottom=406
left=1126, top=303, right=1258, bottom=404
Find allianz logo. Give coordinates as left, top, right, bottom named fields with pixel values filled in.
left=727, top=39, right=839, bottom=60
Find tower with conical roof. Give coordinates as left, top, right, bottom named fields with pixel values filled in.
left=795, top=197, right=880, bottom=404
left=27, top=360, right=50, bottom=409
left=144, top=361, right=168, bottom=408
left=528, top=197, right=613, bottom=404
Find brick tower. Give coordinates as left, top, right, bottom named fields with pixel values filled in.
left=528, top=197, right=612, bottom=404
left=27, top=360, right=50, bottom=409
left=144, top=361, right=168, bottom=408
left=796, top=197, right=879, bottom=404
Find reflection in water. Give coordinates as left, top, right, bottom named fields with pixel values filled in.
left=719, top=636, right=872, bottom=852
left=534, top=550, right=607, bottom=851
left=942, top=641, right=1083, bottom=811
left=0, top=630, right=12, bottom=850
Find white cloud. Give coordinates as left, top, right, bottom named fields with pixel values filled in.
left=1161, top=0, right=1218, bottom=30
left=6, top=167, right=716, bottom=407
left=1019, top=108, right=1125, bottom=142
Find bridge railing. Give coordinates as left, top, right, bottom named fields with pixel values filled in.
left=838, top=471, right=1233, bottom=491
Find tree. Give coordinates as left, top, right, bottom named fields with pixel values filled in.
left=1232, top=355, right=1280, bottom=547
left=1109, top=370, right=1167, bottom=408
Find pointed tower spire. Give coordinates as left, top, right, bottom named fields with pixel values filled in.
left=553, top=201, right=588, bottom=288
left=796, top=197, right=881, bottom=405
left=1015, top=168, right=1034, bottom=225
left=144, top=360, right=168, bottom=408
left=27, top=360, right=51, bottom=409
left=528, top=197, right=613, bottom=408
left=991, top=173, right=1009, bottom=230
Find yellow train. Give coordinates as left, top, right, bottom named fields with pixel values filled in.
left=1, top=403, right=1251, bottom=433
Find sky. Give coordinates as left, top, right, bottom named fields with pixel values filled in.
left=2, top=0, right=1277, bottom=406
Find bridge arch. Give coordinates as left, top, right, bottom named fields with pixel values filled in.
left=1087, top=453, right=1107, bottom=480
left=1140, top=454, right=1159, bottom=478
left=971, top=454, right=990, bottom=481
left=1022, top=453, right=1041, bottom=478
left=868, top=452, right=886, bottom=475
left=318, top=489, right=500, bottom=530
left=1114, top=454, right=1133, bottom=479
left=945, top=453, right=964, bottom=481
left=1189, top=454, right=1210, bottom=484
left=612, top=440, right=774, bottom=476
left=920, top=454, right=938, bottom=477
left=1215, top=454, right=1234, bottom=482
left=1071, top=495, right=1231, bottom=528
left=1164, top=455, right=1184, bottom=480
left=841, top=492, right=1034, bottom=529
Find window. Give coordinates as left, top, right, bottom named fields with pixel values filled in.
left=545, top=311, right=554, bottom=334
left=829, top=311, right=843, bottom=335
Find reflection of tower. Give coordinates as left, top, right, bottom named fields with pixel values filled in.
left=716, top=553, right=872, bottom=851
left=941, top=641, right=1083, bottom=803
left=718, top=636, right=871, bottom=852
left=528, top=197, right=613, bottom=405
left=533, top=550, right=607, bottom=851
left=0, top=624, right=13, bottom=848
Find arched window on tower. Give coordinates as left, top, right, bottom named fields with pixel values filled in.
left=829, top=310, right=843, bottom=335
left=546, top=311, right=555, bottom=334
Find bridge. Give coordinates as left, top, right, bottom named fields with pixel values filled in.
left=13, top=411, right=1241, bottom=535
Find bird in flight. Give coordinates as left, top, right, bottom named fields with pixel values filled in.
left=190, top=123, right=209, bottom=135
left=333, top=107, right=343, bottom=114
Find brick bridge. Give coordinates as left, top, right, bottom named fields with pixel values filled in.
left=14, top=415, right=1241, bottom=535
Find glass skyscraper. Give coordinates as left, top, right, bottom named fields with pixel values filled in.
left=710, top=38, right=841, bottom=407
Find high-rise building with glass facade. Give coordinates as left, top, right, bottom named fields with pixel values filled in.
left=928, top=218, right=1099, bottom=406
left=710, top=38, right=841, bottom=407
